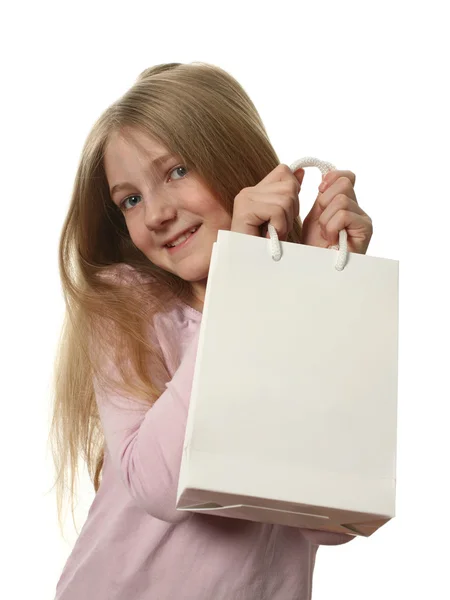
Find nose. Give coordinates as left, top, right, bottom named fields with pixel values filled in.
left=143, top=194, right=177, bottom=231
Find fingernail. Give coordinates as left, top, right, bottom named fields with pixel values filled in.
left=319, top=179, right=327, bottom=193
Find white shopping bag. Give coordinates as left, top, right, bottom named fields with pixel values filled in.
left=177, top=158, right=399, bottom=537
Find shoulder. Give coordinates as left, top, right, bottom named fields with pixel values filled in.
left=154, top=301, right=201, bottom=335
left=96, top=262, right=201, bottom=327
left=153, top=303, right=201, bottom=376
left=96, top=262, right=153, bottom=286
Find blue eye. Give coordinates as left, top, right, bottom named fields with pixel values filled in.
left=119, top=165, right=189, bottom=211
left=169, top=165, right=188, bottom=180
left=121, top=195, right=141, bottom=211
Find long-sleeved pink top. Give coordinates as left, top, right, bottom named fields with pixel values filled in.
left=55, top=266, right=352, bottom=600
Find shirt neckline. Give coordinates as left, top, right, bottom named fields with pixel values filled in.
left=178, top=300, right=203, bottom=320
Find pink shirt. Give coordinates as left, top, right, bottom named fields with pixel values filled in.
left=55, top=298, right=352, bottom=600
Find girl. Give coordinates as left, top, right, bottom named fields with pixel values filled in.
left=51, top=62, right=373, bottom=600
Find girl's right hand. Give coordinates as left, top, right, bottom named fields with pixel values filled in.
left=231, top=164, right=305, bottom=241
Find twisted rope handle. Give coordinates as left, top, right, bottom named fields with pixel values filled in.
left=267, top=157, right=348, bottom=271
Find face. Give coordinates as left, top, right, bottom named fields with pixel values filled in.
left=104, top=129, right=232, bottom=300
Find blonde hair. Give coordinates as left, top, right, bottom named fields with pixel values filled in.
left=49, top=61, right=303, bottom=536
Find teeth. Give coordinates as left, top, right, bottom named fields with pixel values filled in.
left=167, top=226, right=199, bottom=248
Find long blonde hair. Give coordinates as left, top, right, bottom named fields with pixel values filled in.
left=49, top=61, right=303, bottom=536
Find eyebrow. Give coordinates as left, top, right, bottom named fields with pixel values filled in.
left=109, top=153, right=175, bottom=199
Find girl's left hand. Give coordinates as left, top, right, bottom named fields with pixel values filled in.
left=296, top=169, right=373, bottom=255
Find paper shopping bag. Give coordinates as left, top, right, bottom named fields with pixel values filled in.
left=176, top=170, right=399, bottom=538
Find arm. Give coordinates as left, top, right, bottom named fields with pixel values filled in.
left=94, top=327, right=200, bottom=524
left=95, top=338, right=360, bottom=537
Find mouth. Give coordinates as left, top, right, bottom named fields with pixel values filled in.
left=164, top=225, right=201, bottom=253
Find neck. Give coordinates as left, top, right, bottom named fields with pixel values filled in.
left=188, top=280, right=207, bottom=313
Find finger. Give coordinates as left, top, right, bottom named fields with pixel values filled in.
left=319, top=170, right=356, bottom=194
left=257, top=202, right=290, bottom=240
left=302, top=171, right=358, bottom=226
left=250, top=183, right=299, bottom=224
left=256, top=166, right=302, bottom=220
left=232, top=200, right=289, bottom=239
left=318, top=195, right=365, bottom=231
left=320, top=210, right=367, bottom=247
left=318, top=176, right=358, bottom=212
left=292, top=167, right=305, bottom=191
left=256, top=163, right=300, bottom=193
left=234, top=187, right=294, bottom=235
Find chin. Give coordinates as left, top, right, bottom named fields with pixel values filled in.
left=177, top=269, right=209, bottom=283
left=172, top=260, right=208, bottom=282
left=167, top=251, right=210, bottom=282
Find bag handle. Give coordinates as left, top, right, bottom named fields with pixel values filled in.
left=267, top=157, right=349, bottom=271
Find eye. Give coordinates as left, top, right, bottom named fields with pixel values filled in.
left=120, top=195, right=141, bottom=211
left=119, top=166, right=188, bottom=211
left=169, top=165, right=189, bottom=180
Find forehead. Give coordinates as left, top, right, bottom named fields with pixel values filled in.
left=105, top=129, right=169, bottom=163
left=103, top=129, right=176, bottom=187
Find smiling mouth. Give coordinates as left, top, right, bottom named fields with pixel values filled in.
left=165, top=225, right=201, bottom=249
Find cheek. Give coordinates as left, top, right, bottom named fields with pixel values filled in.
left=202, top=201, right=232, bottom=229
left=194, top=191, right=230, bottom=219
left=214, top=210, right=232, bottom=230
left=127, top=222, right=154, bottom=254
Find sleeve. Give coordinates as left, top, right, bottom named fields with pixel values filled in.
left=300, top=529, right=355, bottom=546
left=94, top=328, right=200, bottom=524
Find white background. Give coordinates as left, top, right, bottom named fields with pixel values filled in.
left=2, top=1, right=449, bottom=598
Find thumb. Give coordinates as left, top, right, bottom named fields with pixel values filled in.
left=303, top=192, right=324, bottom=223
left=293, top=168, right=305, bottom=188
